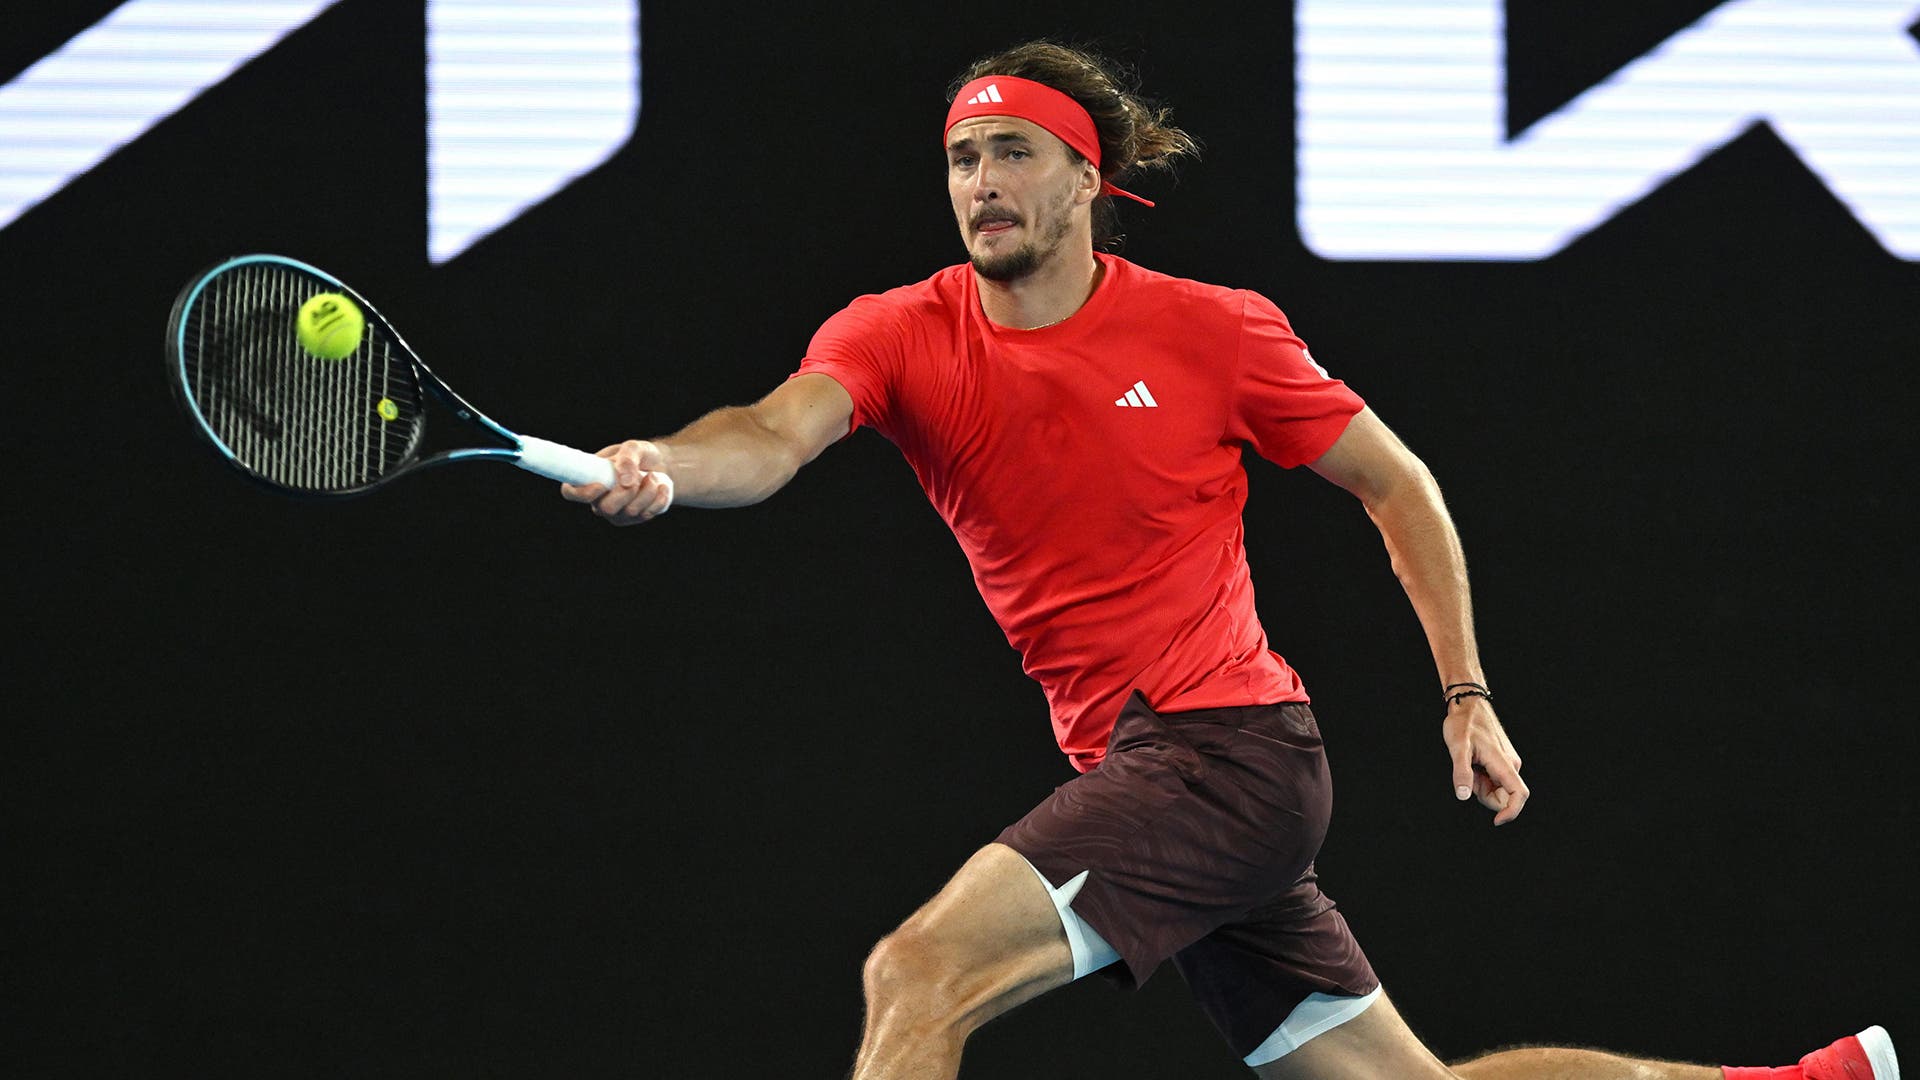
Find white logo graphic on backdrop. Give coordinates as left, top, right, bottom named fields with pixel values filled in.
left=1296, top=0, right=1920, bottom=260
left=0, top=0, right=639, bottom=262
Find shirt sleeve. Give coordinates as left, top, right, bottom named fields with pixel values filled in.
left=791, top=294, right=907, bottom=439
left=1226, top=290, right=1366, bottom=468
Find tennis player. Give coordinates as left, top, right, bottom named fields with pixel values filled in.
left=564, top=41, right=1898, bottom=1080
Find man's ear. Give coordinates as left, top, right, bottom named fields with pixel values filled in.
left=1074, top=160, right=1103, bottom=205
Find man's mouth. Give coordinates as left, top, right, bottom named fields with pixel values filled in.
left=973, top=216, right=1020, bottom=235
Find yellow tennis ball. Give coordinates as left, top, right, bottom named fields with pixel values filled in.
left=296, top=292, right=365, bottom=360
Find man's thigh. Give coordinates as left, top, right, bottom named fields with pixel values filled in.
left=876, top=843, right=1077, bottom=1016
left=1251, top=991, right=1454, bottom=1080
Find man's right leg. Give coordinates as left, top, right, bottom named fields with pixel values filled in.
left=851, top=843, right=1077, bottom=1080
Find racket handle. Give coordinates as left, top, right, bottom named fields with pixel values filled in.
left=516, top=435, right=617, bottom=487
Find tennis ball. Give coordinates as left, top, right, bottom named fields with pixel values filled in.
left=296, top=292, right=365, bottom=360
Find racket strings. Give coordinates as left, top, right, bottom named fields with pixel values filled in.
left=181, top=264, right=424, bottom=493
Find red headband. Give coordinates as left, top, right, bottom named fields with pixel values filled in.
left=945, top=75, right=1154, bottom=207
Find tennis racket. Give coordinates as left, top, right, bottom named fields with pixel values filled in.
left=167, top=253, right=653, bottom=499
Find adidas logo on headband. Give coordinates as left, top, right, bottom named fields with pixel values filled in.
left=945, top=75, right=1156, bottom=207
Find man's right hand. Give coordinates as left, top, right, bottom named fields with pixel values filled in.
left=561, top=439, right=675, bottom=524
left=560, top=374, right=853, bottom=521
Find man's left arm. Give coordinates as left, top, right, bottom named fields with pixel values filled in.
left=1307, top=407, right=1529, bottom=825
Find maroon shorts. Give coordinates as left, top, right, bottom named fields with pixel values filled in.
left=995, top=690, right=1378, bottom=1058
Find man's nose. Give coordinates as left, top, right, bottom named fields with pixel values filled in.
left=970, top=161, right=1000, bottom=201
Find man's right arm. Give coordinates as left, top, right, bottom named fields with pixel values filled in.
left=560, top=372, right=855, bottom=524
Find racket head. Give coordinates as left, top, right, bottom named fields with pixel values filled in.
left=167, top=255, right=429, bottom=497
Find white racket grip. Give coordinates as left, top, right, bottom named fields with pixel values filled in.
left=516, top=436, right=674, bottom=511
left=517, top=435, right=615, bottom=486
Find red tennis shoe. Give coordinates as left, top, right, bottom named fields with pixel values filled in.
left=1800, top=1026, right=1901, bottom=1080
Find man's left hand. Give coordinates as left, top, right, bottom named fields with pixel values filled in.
left=1442, top=699, right=1528, bottom=826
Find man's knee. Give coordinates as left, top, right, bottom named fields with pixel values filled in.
left=862, top=927, right=957, bottom=1017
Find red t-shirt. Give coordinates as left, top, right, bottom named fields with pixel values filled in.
left=795, top=253, right=1365, bottom=771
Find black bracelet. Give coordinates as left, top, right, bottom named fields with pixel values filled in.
left=1443, top=682, right=1492, bottom=708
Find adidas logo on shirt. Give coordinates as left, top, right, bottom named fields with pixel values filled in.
left=964, top=83, right=1005, bottom=105
left=1114, top=381, right=1159, bottom=408
left=1303, top=347, right=1330, bottom=379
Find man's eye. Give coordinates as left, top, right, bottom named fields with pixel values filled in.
left=1007, top=149, right=1029, bottom=160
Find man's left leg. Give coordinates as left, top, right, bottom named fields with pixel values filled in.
left=1455, top=1027, right=1900, bottom=1080
left=1246, top=989, right=1894, bottom=1080
left=1247, top=991, right=1719, bottom=1079
left=1454, top=1044, right=1717, bottom=1080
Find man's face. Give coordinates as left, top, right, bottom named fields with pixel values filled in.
left=946, top=117, right=1093, bottom=281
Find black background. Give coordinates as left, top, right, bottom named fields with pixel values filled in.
left=7, top=2, right=1915, bottom=1076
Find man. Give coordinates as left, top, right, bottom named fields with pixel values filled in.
left=563, top=41, right=1897, bottom=1080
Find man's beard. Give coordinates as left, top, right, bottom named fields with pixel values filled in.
left=969, top=196, right=1073, bottom=282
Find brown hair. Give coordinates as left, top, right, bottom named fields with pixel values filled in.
left=949, top=40, right=1200, bottom=247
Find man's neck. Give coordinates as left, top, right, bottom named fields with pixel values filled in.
left=975, top=247, right=1103, bottom=330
